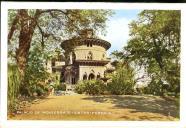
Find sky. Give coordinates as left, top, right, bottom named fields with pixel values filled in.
left=100, top=10, right=142, bottom=55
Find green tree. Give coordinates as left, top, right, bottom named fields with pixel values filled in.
left=108, top=62, right=135, bottom=95
left=113, top=10, right=180, bottom=96
left=23, top=42, right=50, bottom=96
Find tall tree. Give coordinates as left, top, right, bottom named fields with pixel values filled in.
left=113, top=10, right=180, bottom=96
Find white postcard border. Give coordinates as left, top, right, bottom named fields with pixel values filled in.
left=1, top=2, right=186, bottom=128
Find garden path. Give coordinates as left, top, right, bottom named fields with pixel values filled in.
left=9, top=95, right=179, bottom=121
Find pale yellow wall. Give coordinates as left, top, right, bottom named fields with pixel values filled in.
left=74, top=45, right=108, bottom=60
left=46, top=60, right=52, bottom=73
left=79, top=65, right=106, bottom=80
left=46, top=61, right=65, bottom=73
left=55, top=61, right=65, bottom=66
left=48, top=42, right=111, bottom=84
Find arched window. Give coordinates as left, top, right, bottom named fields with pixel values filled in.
left=72, top=77, right=76, bottom=84
left=90, top=42, right=92, bottom=47
left=83, top=72, right=87, bottom=80
left=72, top=52, right=76, bottom=63
left=87, top=51, right=93, bottom=60
left=88, top=73, right=95, bottom=80
left=87, top=42, right=93, bottom=47
left=102, top=53, right=105, bottom=59
left=97, top=72, right=101, bottom=79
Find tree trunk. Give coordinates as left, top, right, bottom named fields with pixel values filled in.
left=15, top=9, right=40, bottom=94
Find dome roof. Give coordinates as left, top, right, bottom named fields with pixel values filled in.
left=61, top=37, right=111, bottom=50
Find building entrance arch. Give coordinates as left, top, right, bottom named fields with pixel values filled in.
left=88, top=73, right=95, bottom=80
left=83, top=72, right=87, bottom=80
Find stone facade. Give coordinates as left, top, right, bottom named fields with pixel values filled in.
left=50, top=29, right=112, bottom=87
left=79, top=65, right=106, bottom=80
left=74, top=45, right=106, bottom=60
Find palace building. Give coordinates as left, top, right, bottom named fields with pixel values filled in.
left=47, top=29, right=113, bottom=88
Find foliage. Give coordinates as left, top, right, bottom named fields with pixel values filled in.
left=56, top=83, right=66, bottom=91
left=75, top=81, right=86, bottom=94
left=75, top=63, right=135, bottom=95
left=107, top=63, right=135, bottom=95
left=8, top=64, right=21, bottom=113
left=75, top=80, right=105, bottom=95
left=22, top=43, right=50, bottom=97
left=49, top=73, right=61, bottom=90
left=112, top=10, right=180, bottom=96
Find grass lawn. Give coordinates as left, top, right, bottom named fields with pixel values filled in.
left=9, top=94, right=179, bottom=121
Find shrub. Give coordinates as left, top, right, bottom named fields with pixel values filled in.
left=35, top=86, right=46, bottom=96
left=144, top=78, right=168, bottom=96
left=75, top=81, right=86, bottom=94
left=56, top=83, right=66, bottom=91
left=75, top=80, right=105, bottom=95
left=141, top=86, right=150, bottom=94
left=28, top=83, right=49, bottom=97
left=107, top=64, right=135, bottom=95
left=85, top=80, right=105, bottom=95
left=8, top=64, right=21, bottom=113
left=107, top=82, right=134, bottom=95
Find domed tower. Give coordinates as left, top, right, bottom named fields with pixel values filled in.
left=61, top=29, right=111, bottom=86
